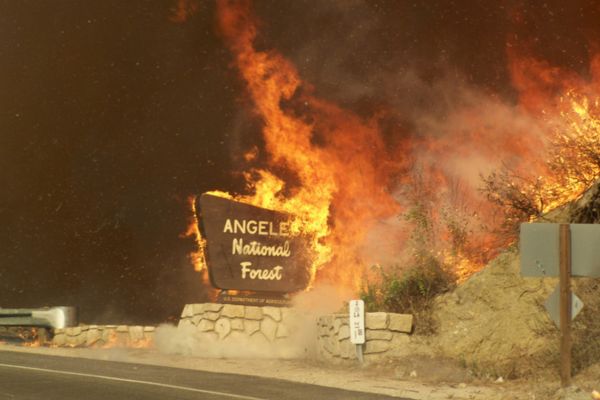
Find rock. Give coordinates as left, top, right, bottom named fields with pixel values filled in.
left=190, top=304, right=206, bottom=315
left=178, top=318, right=194, bottom=328
left=203, top=312, right=220, bottom=321
left=388, top=314, right=413, bottom=333
left=53, top=333, right=66, bottom=346
left=262, top=307, right=281, bottom=322
left=409, top=370, right=418, bottom=378
left=260, top=318, right=278, bottom=341
left=116, top=325, right=128, bottom=333
left=364, top=340, right=390, bottom=354
left=66, top=334, right=80, bottom=347
left=129, top=326, right=144, bottom=342
left=494, top=377, right=504, bottom=383
left=86, top=329, right=101, bottom=346
left=181, top=304, right=194, bottom=318
left=78, top=332, right=88, bottom=346
left=198, top=319, right=215, bottom=332
left=339, top=339, right=354, bottom=359
left=192, top=315, right=202, bottom=326
left=366, top=329, right=393, bottom=341
left=275, top=323, right=289, bottom=338
left=245, top=320, right=260, bottom=335
left=366, top=312, right=388, bottom=330
left=320, top=315, right=334, bottom=326
left=333, top=318, right=343, bottom=334
left=337, top=325, right=350, bottom=340
left=458, top=383, right=467, bottom=388
left=67, top=326, right=82, bottom=336
left=214, top=318, right=231, bottom=340
left=204, top=303, right=224, bottom=312
left=102, top=328, right=116, bottom=344
left=244, top=306, right=263, bottom=320
left=230, top=319, right=244, bottom=331
left=318, top=324, right=330, bottom=337
left=144, top=326, right=155, bottom=332
left=248, top=331, right=270, bottom=348
left=221, top=305, right=245, bottom=318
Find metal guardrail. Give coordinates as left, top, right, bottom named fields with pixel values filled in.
left=0, top=307, right=77, bottom=329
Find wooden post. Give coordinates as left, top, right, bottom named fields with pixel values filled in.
left=559, top=223, right=572, bottom=387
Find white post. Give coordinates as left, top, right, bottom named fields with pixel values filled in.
left=349, top=300, right=365, bottom=364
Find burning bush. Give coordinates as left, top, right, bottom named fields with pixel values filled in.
left=481, top=92, right=600, bottom=236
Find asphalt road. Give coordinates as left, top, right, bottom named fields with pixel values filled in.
left=0, top=350, right=410, bottom=400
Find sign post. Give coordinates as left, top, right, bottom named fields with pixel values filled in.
left=349, top=299, right=365, bottom=363
left=520, top=222, right=600, bottom=387
left=559, top=224, right=572, bottom=387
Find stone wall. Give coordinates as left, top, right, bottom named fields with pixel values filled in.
left=46, top=305, right=414, bottom=364
left=52, top=325, right=155, bottom=348
left=317, top=312, right=413, bottom=363
left=175, top=303, right=306, bottom=358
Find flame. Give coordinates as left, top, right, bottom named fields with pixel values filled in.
left=182, top=195, right=218, bottom=300
left=507, top=45, right=600, bottom=214
left=214, top=0, right=404, bottom=291
left=182, top=195, right=207, bottom=273
left=100, top=329, right=153, bottom=349
left=182, top=2, right=600, bottom=296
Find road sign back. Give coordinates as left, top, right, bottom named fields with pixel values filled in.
left=520, top=223, right=559, bottom=277
left=570, top=224, right=600, bottom=278
left=521, top=223, right=600, bottom=277
left=544, top=284, right=584, bottom=328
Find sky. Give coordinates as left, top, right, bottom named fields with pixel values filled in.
left=1, top=0, right=599, bottom=324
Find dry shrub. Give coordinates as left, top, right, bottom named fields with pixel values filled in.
left=572, top=278, right=600, bottom=374
left=361, top=257, right=455, bottom=335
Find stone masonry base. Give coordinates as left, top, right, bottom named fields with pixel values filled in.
left=317, top=312, right=413, bottom=363
left=52, top=325, right=155, bottom=348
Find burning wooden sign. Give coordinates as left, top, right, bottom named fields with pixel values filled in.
left=197, top=193, right=312, bottom=293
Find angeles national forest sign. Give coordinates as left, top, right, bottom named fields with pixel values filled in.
left=197, top=193, right=312, bottom=293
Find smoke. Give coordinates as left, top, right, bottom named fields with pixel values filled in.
left=154, top=316, right=311, bottom=359
left=154, top=285, right=352, bottom=359
left=255, top=1, right=563, bottom=272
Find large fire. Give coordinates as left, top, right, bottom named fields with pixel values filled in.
left=182, top=1, right=600, bottom=293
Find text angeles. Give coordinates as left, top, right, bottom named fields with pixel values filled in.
left=222, top=218, right=293, bottom=281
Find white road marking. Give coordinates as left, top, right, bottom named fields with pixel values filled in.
left=0, top=362, right=268, bottom=400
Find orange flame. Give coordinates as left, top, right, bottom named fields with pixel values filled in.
left=184, top=2, right=600, bottom=296
left=182, top=195, right=218, bottom=300
left=507, top=44, right=600, bottom=213
left=215, top=0, right=405, bottom=291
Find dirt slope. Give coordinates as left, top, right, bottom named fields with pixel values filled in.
left=431, top=181, right=600, bottom=379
